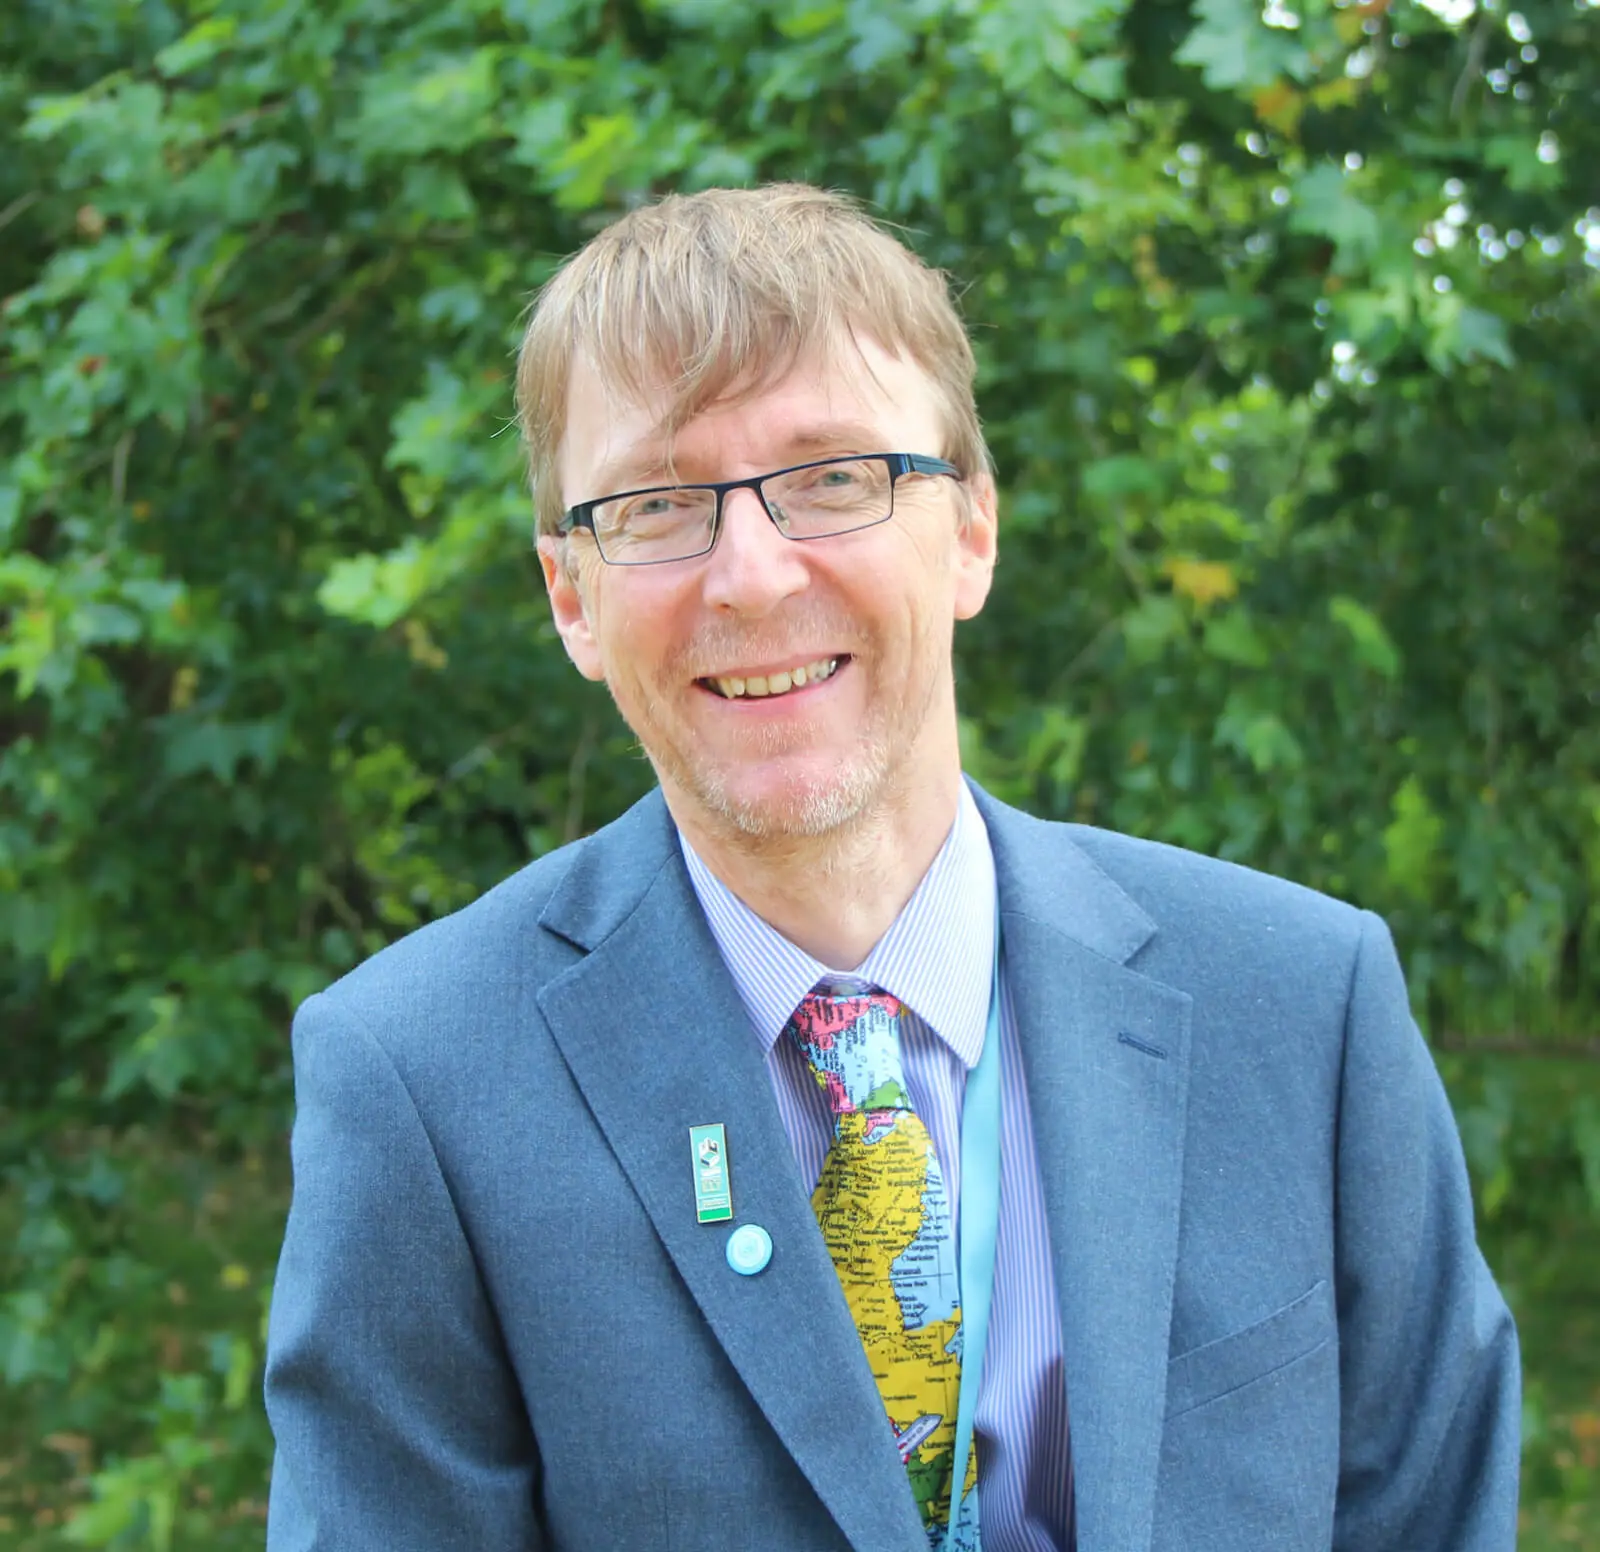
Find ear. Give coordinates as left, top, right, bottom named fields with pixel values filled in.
left=952, top=471, right=998, bottom=622
left=538, top=536, right=606, bottom=682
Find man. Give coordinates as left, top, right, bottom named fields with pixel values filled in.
left=264, top=185, right=1519, bottom=1551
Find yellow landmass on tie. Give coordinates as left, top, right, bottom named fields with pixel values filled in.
left=813, top=1112, right=963, bottom=1527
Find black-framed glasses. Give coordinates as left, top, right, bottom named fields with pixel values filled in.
left=557, top=452, right=961, bottom=566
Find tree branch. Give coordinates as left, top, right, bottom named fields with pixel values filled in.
left=0, top=190, right=41, bottom=236
left=1450, top=8, right=1495, bottom=121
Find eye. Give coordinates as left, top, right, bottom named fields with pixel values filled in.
left=616, top=490, right=701, bottom=523
left=791, top=462, right=872, bottom=497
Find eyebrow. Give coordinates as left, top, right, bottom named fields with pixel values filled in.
left=589, top=420, right=891, bottom=496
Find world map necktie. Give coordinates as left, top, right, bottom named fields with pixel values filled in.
left=786, top=980, right=979, bottom=1550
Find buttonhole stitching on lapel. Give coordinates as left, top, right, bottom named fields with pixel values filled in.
left=1117, top=1030, right=1168, bottom=1060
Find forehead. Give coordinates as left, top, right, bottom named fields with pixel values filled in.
left=558, top=334, right=945, bottom=501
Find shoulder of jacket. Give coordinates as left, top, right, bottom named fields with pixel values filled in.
left=1057, top=820, right=1367, bottom=954
left=304, top=829, right=593, bottom=1017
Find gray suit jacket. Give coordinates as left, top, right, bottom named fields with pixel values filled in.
left=264, top=785, right=1519, bottom=1551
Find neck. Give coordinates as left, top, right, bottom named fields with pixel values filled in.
left=671, top=771, right=964, bottom=970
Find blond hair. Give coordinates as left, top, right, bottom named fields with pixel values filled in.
left=515, top=183, right=989, bottom=537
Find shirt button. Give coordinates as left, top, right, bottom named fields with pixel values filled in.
left=726, top=1223, right=773, bottom=1276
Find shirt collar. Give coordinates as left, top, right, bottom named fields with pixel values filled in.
left=679, top=783, right=997, bottom=1071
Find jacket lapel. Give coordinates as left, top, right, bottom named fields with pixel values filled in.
left=534, top=793, right=926, bottom=1552
left=975, top=789, right=1194, bottom=1552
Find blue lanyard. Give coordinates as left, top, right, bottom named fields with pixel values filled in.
left=941, top=918, right=1004, bottom=1552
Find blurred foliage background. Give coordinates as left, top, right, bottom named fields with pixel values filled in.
left=2, top=0, right=1597, bottom=1545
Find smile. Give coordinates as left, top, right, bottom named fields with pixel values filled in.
left=701, top=656, right=844, bottom=700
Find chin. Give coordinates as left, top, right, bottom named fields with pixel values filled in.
left=693, top=756, right=889, bottom=842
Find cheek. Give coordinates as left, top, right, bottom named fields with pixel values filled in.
left=592, top=582, right=684, bottom=677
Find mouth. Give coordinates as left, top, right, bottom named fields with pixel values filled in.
left=697, top=655, right=847, bottom=701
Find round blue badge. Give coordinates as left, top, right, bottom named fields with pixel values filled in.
left=725, top=1223, right=773, bottom=1276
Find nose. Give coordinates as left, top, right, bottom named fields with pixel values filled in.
left=700, top=486, right=811, bottom=617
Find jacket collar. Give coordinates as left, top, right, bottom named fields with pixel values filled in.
left=538, top=781, right=1156, bottom=969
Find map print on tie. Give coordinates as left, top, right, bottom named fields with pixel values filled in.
left=789, top=989, right=979, bottom=1550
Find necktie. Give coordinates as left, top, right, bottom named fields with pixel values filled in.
left=786, top=980, right=979, bottom=1550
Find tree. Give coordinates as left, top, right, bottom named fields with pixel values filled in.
left=2, top=0, right=1595, bottom=1541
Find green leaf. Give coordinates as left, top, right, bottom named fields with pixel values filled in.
left=161, top=719, right=285, bottom=783
left=548, top=113, right=642, bottom=210
left=1383, top=775, right=1444, bottom=901
left=1023, top=707, right=1089, bottom=787
left=399, top=164, right=477, bottom=224
left=0, top=478, right=23, bottom=542
left=1175, top=0, right=1311, bottom=91
left=1074, top=54, right=1126, bottom=102
left=317, top=542, right=431, bottom=628
left=1202, top=609, right=1270, bottom=668
left=1424, top=294, right=1516, bottom=373
left=1082, top=454, right=1163, bottom=502
left=1328, top=595, right=1400, bottom=679
left=508, top=97, right=576, bottom=169
left=0, top=552, right=55, bottom=597
left=776, top=2, right=848, bottom=41
left=349, top=50, right=501, bottom=159
left=1484, top=134, right=1563, bottom=195
left=1215, top=699, right=1305, bottom=772
left=1454, top=306, right=1516, bottom=370
left=72, top=601, right=142, bottom=647
left=1289, top=164, right=1382, bottom=263
left=154, top=17, right=238, bottom=80
left=1120, top=596, right=1185, bottom=663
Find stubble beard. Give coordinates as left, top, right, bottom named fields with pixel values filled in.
left=648, top=691, right=897, bottom=846
left=697, top=729, right=892, bottom=841
left=647, top=613, right=882, bottom=842
left=629, top=660, right=940, bottom=853
left=613, top=608, right=951, bottom=855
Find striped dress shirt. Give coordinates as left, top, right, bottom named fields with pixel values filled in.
left=680, top=784, right=1075, bottom=1551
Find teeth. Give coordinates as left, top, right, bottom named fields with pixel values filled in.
left=712, top=657, right=839, bottom=700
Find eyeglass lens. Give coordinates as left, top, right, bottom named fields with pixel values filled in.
left=592, top=457, right=895, bottom=563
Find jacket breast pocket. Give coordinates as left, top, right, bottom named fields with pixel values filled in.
left=1165, top=1278, right=1334, bottom=1420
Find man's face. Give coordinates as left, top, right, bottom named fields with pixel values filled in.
left=539, top=337, right=996, bottom=846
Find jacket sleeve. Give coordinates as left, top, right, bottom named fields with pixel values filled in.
left=264, top=992, right=543, bottom=1552
left=1331, top=910, right=1520, bottom=1550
